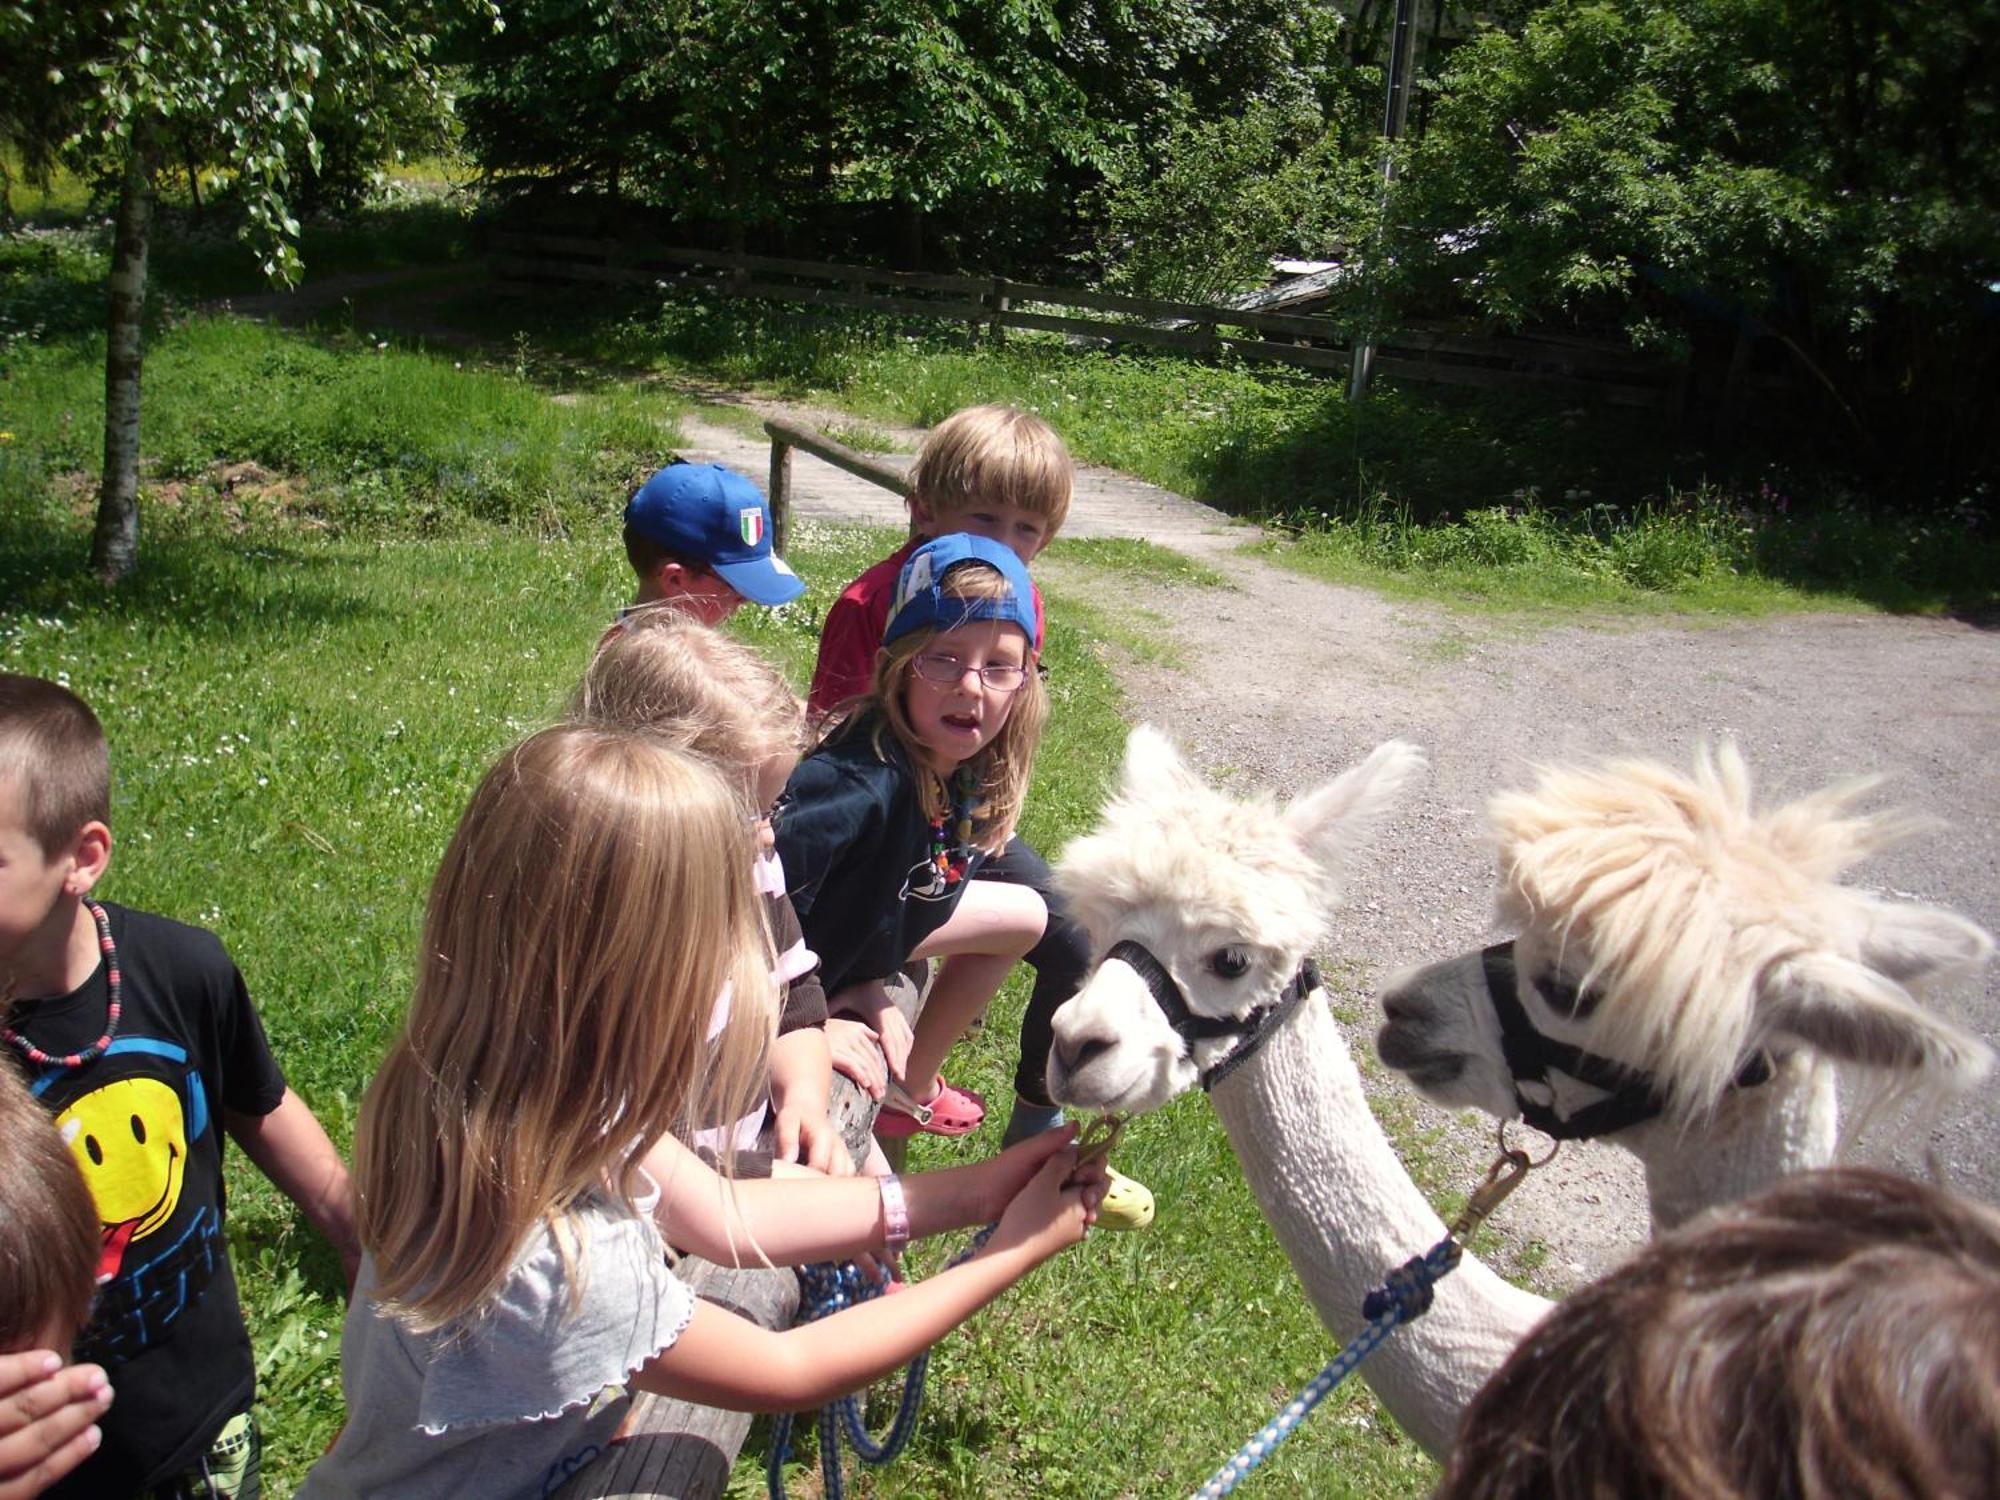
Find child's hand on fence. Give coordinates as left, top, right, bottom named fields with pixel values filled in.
left=776, top=1102, right=853, bottom=1177
left=0, top=1351, right=113, bottom=1500
left=828, top=980, right=915, bottom=1083
left=826, top=1015, right=887, bottom=1099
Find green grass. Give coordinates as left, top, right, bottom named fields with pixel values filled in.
left=0, top=495, right=1446, bottom=1498
left=2, top=237, right=682, bottom=535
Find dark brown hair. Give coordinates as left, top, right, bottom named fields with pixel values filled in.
left=0, top=1065, right=100, bottom=1352
left=0, top=673, right=110, bottom=854
left=622, top=525, right=712, bottom=584
left=1437, top=1166, right=2000, bottom=1500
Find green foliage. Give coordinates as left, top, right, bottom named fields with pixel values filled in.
left=461, top=0, right=1098, bottom=232
left=1388, top=0, right=2000, bottom=477
left=1094, top=100, right=1372, bottom=303
left=3, top=0, right=492, bottom=284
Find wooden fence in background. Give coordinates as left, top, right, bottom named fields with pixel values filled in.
left=491, top=231, right=1681, bottom=415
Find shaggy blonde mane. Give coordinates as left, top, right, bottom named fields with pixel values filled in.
left=1061, top=770, right=1332, bottom=974
left=1489, top=741, right=1935, bottom=1115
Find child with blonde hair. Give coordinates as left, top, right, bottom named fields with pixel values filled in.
left=807, top=409, right=1151, bottom=1227
left=784, top=535, right=1056, bottom=1146
left=572, top=612, right=850, bottom=1174
left=303, top=725, right=1103, bottom=1499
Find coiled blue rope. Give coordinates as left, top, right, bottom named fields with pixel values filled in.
left=1190, top=1236, right=1462, bottom=1500
left=766, top=1224, right=998, bottom=1500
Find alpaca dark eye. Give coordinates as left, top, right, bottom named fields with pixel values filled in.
left=1208, top=946, right=1251, bottom=979
left=1539, top=971, right=1599, bottom=1019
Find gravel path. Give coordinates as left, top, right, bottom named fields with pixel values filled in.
left=675, top=402, right=2000, bottom=1291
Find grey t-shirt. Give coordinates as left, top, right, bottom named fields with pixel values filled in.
left=301, top=1178, right=692, bottom=1500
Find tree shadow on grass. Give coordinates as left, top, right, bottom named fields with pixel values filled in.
left=0, top=520, right=373, bottom=640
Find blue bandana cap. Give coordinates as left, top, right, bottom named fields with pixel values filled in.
left=884, top=534, right=1041, bottom=655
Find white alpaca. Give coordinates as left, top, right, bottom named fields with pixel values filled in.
left=1045, top=729, right=1993, bottom=1460
left=1046, top=727, right=1545, bottom=1459
left=1375, top=742, right=1995, bottom=1232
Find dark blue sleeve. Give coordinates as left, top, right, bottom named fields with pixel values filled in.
left=773, top=754, right=886, bottom=927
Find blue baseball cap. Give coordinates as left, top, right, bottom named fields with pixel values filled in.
left=624, top=463, right=804, bottom=606
left=885, top=534, right=1041, bottom=654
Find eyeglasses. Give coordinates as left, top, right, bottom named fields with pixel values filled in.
left=911, top=652, right=1029, bottom=692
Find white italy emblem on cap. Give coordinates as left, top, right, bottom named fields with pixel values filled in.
left=739, top=509, right=765, bottom=547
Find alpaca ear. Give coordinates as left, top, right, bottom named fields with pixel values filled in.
left=1120, top=725, right=1205, bottom=804
left=1283, top=740, right=1426, bottom=877
left=1763, top=950, right=1994, bottom=1090
left=1853, top=898, right=1994, bottom=987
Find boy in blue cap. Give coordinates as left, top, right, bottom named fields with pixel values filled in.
left=623, top=462, right=804, bottom=624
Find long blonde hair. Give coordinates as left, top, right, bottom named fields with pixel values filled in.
left=572, top=613, right=805, bottom=793
left=862, top=563, right=1047, bottom=850
left=355, top=725, right=774, bottom=1331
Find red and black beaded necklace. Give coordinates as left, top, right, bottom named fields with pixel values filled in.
left=1, top=897, right=121, bottom=1070
left=922, top=767, right=982, bottom=890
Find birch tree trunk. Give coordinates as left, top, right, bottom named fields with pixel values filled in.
left=91, top=120, right=156, bottom=583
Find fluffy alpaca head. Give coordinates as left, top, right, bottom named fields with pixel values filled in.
left=1378, top=742, right=1994, bottom=1125
left=1047, top=726, right=1423, bottom=1115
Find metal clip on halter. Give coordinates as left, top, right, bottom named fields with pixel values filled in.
left=1446, top=1141, right=1534, bottom=1248
left=1072, top=1112, right=1128, bottom=1174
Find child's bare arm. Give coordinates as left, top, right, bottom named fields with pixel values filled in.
left=767, top=1026, right=850, bottom=1176
left=642, top=1126, right=1079, bottom=1267
left=633, top=1147, right=1093, bottom=1411
left=225, top=1089, right=359, bottom=1286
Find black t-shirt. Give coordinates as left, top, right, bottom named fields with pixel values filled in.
left=774, top=713, right=981, bottom=998
left=7, top=902, right=287, bottom=1494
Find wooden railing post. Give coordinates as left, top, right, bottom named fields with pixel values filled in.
left=989, top=275, right=1010, bottom=346
left=767, top=431, right=794, bottom=557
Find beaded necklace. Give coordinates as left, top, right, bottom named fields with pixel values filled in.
left=2, top=897, right=121, bottom=1070
left=922, top=767, right=982, bottom=891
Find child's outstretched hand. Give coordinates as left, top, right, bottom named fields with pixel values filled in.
left=0, top=1352, right=112, bottom=1500
left=987, top=1142, right=1107, bottom=1265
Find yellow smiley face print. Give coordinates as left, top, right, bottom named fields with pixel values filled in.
left=56, top=1076, right=188, bottom=1275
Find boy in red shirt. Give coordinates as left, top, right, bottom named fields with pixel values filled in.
left=808, top=405, right=1153, bottom=1230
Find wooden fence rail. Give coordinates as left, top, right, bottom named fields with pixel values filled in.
left=491, top=231, right=1680, bottom=413
left=762, top=415, right=908, bottom=556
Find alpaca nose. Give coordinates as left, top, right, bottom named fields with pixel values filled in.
left=1055, top=1029, right=1115, bottom=1076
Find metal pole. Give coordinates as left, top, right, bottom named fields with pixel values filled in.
left=1349, top=0, right=1421, bottom=401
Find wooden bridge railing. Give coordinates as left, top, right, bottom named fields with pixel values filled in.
left=761, top=415, right=910, bottom=557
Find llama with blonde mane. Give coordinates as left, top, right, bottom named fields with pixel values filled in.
left=1045, top=728, right=1992, bottom=1458
left=1377, top=741, right=1994, bottom=1231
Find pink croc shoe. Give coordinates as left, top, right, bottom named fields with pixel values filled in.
left=876, top=1076, right=987, bottom=1138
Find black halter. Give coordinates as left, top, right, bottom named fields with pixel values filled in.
left=1104, top=939, right=1321, bottom=1093
left=1480, top=941, right=1772, bottom=1140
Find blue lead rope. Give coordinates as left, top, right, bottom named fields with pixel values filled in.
left=1191, top=1237, right=1461, bottom=1499
left=1191, top=1141, right=1536, bottom=1500
left=767, top=1225, right=998, bottom=1500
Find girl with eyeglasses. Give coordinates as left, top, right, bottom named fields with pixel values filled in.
left=776, top=534, right=1051, bottom=1143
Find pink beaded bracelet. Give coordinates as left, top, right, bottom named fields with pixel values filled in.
left=878, top=1173, right=910, bottom=1251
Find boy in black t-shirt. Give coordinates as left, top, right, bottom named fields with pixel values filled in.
left=0, top=674, right=357, bottom=1499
